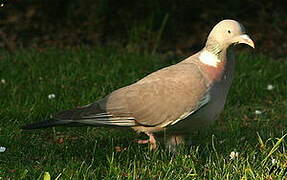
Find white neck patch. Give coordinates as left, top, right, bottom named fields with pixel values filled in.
left=199, top=50, right=221, bottom=67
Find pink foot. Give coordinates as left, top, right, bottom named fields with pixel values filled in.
left=137, top=133, right=157, bottom=150
left=148, top=133, right=157, bottom=150
left=137, top=139, right=149, bottom=144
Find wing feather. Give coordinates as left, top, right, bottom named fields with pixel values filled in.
left=52, top=63, right=210, bottom=128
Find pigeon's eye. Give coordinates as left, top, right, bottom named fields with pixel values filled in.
left=228, top=30, right=231, bottom=33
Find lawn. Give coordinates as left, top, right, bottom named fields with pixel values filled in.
left=0, top=48, right=286, bottom=179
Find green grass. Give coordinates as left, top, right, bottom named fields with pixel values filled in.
left=0, top=48, right=286, bottom=179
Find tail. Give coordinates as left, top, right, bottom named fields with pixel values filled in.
left=22, top=102, right=137, bottom=130
left=21, top=119, right=76, bottom=130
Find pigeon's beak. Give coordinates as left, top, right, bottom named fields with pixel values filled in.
left=236, top=34, right=255, bottom=48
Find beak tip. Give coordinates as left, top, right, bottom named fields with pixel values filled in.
left=249, top=40, right=255, bottom=49
left=239, top=34, right=255, bottom=49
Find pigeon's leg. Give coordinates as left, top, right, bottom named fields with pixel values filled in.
left=168, top=135, right=185, bottom=145
left=137, top=133, right=157, bottom=150
left=137, top=139, right=149, bottom=144
left=148, top=133, right=157, bottom=150
left=166, top=134, right=185, bottom=152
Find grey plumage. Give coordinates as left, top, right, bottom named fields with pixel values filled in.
left=23, top=62, right=209, bottom=129
left=22, top=19, right=254, bottom=150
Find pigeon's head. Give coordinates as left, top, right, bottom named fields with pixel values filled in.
left=206, top=19, right=254, bottom=51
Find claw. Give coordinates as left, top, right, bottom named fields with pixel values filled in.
left=137, top=139, right=149, bottom=144
left=137, top=133, right=157, bottom=150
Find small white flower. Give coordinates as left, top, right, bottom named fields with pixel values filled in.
left=48, top=94, right=56, bottom=99
left=0, top=146, right=6, bottom=153
left=255, top=110, right=262, bottom=115
left=229, top=151, right=239, bottom=160
left=271, top=158, right=276, bottom=164
left=39, top=77, right=43, bottom=80
left=219, top=139, right=225, bottom=144
left=1, top=79, right=6, bottom=84
left=266, top=84, right=274, bottom=90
